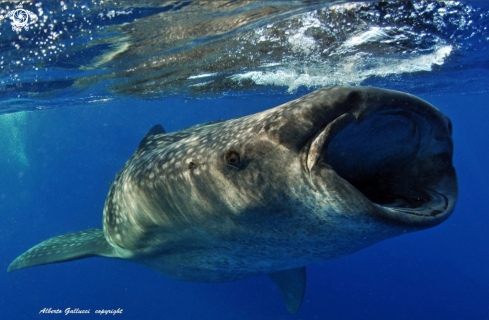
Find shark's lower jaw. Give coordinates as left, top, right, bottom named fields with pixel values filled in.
left=323, top=108, right=457, bottom=225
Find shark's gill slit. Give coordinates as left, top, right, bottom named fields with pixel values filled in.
left=325, top=109, right=451, bottom=210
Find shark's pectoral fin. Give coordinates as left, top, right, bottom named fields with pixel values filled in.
left=268, top=267, right=306, bottom=314
left=8, top=228, right=116, bottom=272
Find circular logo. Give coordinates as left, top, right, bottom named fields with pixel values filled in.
left=1, top=4, right=38, bottom=32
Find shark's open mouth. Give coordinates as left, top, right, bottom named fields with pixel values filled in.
left=320, top=108, right=457, bottom=220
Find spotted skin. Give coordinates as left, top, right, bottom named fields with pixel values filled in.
left=8, top=86, right=458, bottom=314
left=8, top=229, right=115, bottom=271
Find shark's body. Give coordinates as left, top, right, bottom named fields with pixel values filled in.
left=9, top=86, right=457, bottom=314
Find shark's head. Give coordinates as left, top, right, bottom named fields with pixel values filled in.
left=192, top=86, right=457, bottom=230
left=105, top=86, right=457, bottom=270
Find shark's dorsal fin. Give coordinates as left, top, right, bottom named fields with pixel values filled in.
left=8, top=229, right=117, bottom=272
left=268, top=267, right=306, bottom=314
left=137, top=124, right=167, bottom=150
left=148, top=124, right=166, bottom=135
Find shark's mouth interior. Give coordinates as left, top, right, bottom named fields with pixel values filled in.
left=324, top=109, right=453, bottom=212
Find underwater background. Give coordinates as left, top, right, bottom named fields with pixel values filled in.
left=0, top=1, right=488, bottom=319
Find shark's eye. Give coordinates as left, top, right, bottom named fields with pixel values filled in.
left=225, top=150, right=241, bottom=166
left=188, top=161, right=197, bottom=170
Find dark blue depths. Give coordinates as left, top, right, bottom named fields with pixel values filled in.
left=0, top=91, right=488, bottom=320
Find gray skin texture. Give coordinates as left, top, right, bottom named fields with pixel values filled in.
left=8, top=86, right=458, bottom=313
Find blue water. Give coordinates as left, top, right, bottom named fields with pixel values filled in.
left=1, top=1, right=489, bottom=319
left=1, top=92, right=488, bottom=319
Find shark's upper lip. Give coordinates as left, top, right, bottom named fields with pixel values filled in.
left=301, top=89, right=457, bottom=227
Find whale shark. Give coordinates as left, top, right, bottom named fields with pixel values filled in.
left=8, top=86, right=457, bottom=314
